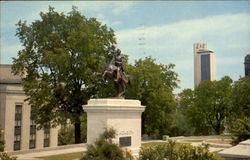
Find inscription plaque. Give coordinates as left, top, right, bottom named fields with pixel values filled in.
left=119, top=136, right=131, bottom=147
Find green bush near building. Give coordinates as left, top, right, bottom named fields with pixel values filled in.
left=0, top=127, right=4, bottom=152
left=0, top=128, right=18, bottom=160
left=0, top=152, right=17, bottom=160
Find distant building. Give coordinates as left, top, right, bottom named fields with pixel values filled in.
left=0, top=64, right=59, bottom=152
left=194, top=43, right=216, bottom=87
left=245, top=54, right=250, bottom=76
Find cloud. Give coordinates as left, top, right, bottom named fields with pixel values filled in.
left=1, top=1, right=135, bottom=29
left=116, top=13, right=250, bottom=91
left=112, top=2, right=136, bottom=15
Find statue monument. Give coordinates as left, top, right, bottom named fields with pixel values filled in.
left=83, top=46, right=145, bottom=157
left=102, top=46, right=130, bottom=97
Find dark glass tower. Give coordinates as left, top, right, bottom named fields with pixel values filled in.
left=245, top=54, right=250, bottom=76
left=194, top=43, right=215, bottom=87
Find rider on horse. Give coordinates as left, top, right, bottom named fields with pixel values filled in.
left=103, top=46, right=130, bottom=97
left=106, top=47, right=127, bottom=83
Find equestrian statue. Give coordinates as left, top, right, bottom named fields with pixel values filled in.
left=102, top=46, right=130, bottom=98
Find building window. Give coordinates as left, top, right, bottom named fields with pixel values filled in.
left=201, top=54, right=211, bottom=81
left=29, top=108, right=36, bottom=149
left=14, top=104, right=22, bottom=151
left=44, top=127, right=50, bottom=147
left=29, top=133, right=36, bottom=149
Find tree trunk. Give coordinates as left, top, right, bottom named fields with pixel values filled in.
left=74, top=120, right=81, bottom=144
left=215, top=123, right=221, bottom=135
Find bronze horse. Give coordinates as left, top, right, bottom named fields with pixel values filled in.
left=102, top=63, right=130, bottom=98
left=102, top=48, right=130, bottom=98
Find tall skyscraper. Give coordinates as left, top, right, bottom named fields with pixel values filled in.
left=194, top=43, right=216, bottom=87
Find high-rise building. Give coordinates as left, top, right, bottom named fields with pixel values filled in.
left=0, top=64, right=59, bottom=152
left=244, top=54, right=250, bottom=76
left=194, top=43, right=216, bottom=87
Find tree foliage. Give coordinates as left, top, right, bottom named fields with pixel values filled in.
left=58, top=125, right=75, bottom=145
left=169, top=89, right=195, bottom=136
left=179, top=76, right=234, bottom=135
left=230, top=76, right=250, bottom=144
left=178, top=89, right=194, bottom=111
left=12, top=6, right=116, bottom=143
left=229, top=117, right=250, bottom=145
left=125, top=57, right=179, bottom=137
left=170, top=108, right=194, bottom=136
left=58, top=114, right=87, bottom=145
left=231, top=76, right=250, bottom=118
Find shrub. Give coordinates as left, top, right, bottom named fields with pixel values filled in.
left=0, top=152, right=17, bottom=160
left=0, top=128, right=4, bottom=152
left=140, top=140, right=224, bottom=160
left=230, top=117, right=250, bottom=145
left=58, top=125, right=75, bottom=145
left=81, top=128, right=134, bottom=160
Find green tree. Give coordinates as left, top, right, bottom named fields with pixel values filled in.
left=58, top=114, right=87, bottom=145
left=170, top=109, right=193, bottom=136
left=58, top=125, right=75, bottom=145
left=191, top=76, right=233, bottom=135
left=179, top=89, right=194, bottom=111
left=230, top=117, right=250, bottom=145
left=178, top=88, right=208, bottom=135
left=170, top=89, right=195, bottom=136
left=125, top=57, right=179, bottom=137
left=12, top=6, right=116, bottom=143
left=230, top=76, right=250, bottom=144
left=232, top=76, right=250, bottom=118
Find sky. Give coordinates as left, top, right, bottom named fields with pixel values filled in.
left=1, top=1, right=250, bottom=93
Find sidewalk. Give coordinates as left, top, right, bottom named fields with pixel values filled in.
left=12, top=144, right=87, bottom=160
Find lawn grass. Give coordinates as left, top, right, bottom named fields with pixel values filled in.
left=38, top=151, right=83, bottom=160
left=181, top=139, right=203, bottom=143
left=141, top=142, right=168, bottom=148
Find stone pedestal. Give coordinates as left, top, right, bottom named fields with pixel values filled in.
left=83, top=99, right=145, bottom=155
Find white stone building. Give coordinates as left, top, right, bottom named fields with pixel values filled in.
left=0, top=64, right=59, bottom=152
left=194, top=43, right=216, bottom=87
